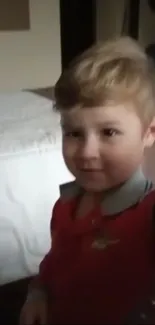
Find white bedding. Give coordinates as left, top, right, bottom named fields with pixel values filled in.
left=0, top=91, right=73, bottom=285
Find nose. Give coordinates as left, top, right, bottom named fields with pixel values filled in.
left=78, top=135, right=100, bottom=159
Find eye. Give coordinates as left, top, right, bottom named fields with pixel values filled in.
left=102, top=128, right=118, bottom=137
left=63, top=130, right=82, bottom=138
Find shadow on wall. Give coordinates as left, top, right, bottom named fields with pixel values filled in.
left=143, top=43, right=155, bottom=182
left=146, top=43, right=155, bottom=61
left=143, top=145, right=155, bottom=182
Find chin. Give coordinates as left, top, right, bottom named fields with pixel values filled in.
left=78, top=180, right=111, bottom=192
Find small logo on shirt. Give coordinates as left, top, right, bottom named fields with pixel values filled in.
left=92, top=234, right=120, bottom=250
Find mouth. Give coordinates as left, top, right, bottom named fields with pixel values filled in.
left=79, top=169, right=103, bottom=173
left=78, top=169, right=104, bottom=182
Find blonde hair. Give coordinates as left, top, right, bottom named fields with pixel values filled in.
left=54, top=36, right=155, bottom=125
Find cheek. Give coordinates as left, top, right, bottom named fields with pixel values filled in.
left=103, top=139, right=144, bottom=170
left=62, top=140, right=76, bottom=164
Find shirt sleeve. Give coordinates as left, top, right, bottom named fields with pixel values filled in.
left=28, top=199, right=61, bottom=292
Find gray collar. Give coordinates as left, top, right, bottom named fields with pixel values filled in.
left=59, top=169, right=153, bottom=215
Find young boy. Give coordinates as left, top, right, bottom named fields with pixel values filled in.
left=20, top=37, right=155, bottom=324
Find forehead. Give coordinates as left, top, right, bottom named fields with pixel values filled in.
left=60, top=104, right=140, bottom=127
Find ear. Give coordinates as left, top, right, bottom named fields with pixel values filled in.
left=144, top=118, right=155, bottom=148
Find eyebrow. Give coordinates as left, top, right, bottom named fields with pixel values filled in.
left=98, top=121, right=121, bottom=127
left=61, top=125, right=84, bottom=134
left=60, top=118, right=122, bottom=129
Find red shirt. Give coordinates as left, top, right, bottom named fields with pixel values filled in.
left=37, top=186, right=155, bottom=324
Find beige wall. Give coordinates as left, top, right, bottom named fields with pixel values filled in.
left=0, top=0, right=61, bottom=90
left=96, top=0, right=155, bottom=49
left=139, top=0, right=155, bottom=47
left=96, top=0, right=126, bottom=42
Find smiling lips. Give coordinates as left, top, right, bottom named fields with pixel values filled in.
left=78, top=169, right=104, bottom=182
left=79, top=166, right=103, bottom=171
left=79, top=168, right=104, bottom=176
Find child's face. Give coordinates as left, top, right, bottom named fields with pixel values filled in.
left=61, top=104, right=155, bottom=192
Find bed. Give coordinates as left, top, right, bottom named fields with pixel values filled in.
left=0, top=88, right=73, bottom=286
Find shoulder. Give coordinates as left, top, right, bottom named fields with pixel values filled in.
left=53, top=180, right=79, bottom=211
left=50, top=180, right=79, bottom=230
left=137, top=187, right=155, bottom=227
left=141, top=185, right=155, bottom=206
left=135, top=185, right=155, bottom=217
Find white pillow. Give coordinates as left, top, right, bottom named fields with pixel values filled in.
left=0, top=91, right=61, bottom=156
